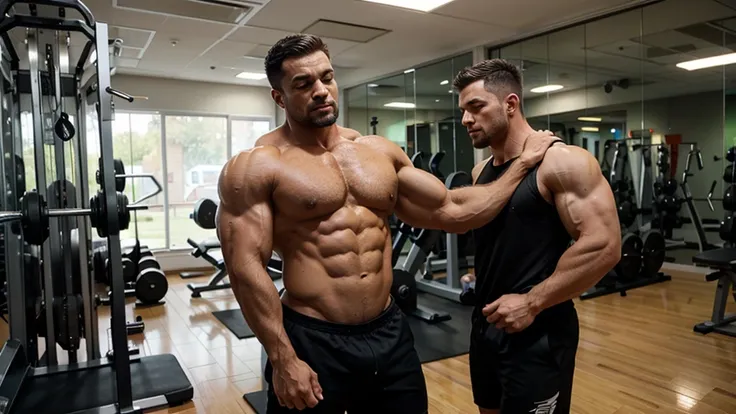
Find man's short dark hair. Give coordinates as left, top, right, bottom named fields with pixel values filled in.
left=265, top=34, right=330, bottom=90
left=453, top=59, right=524, bottom=111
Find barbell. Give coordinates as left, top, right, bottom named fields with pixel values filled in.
left=0, top=190, right=145, bottom=245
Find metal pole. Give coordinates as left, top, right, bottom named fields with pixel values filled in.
left=75, top=67, right=98, bottom=360
left=94, top=22, right=134, bottom=410
left=28, top=30, right=57, bottom=367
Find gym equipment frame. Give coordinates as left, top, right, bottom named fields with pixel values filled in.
left=0, top=1, right=193, bottom=413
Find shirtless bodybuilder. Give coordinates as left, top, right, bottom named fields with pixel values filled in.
left=216, top=34, right=559, bottom=414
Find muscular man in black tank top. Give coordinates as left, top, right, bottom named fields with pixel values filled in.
left=453, top=60, right=621, bottom=413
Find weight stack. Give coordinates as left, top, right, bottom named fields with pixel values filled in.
left=721, top=147, right=736, bottom=247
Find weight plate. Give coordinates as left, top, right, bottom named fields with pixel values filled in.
left=391, top=269, right=417, bottom=314
left=616, top=233, right=643, bottom=280
left=137, top=256, right=161, bottom=273
left=192, top=198, right=217, bottom=230
left=117, top=192, right=131, bottom=231
left=135, top=268, right=168, bottom=305
left=122, top=258, right=137, bottom=284
left=641, top=230, right=665, bottom=278
left=114, top=159, right=126, bottom=192
left=21, top=191, right=49, bottom=246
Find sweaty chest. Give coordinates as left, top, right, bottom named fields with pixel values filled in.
left=273, top=144, right=398, bottom=218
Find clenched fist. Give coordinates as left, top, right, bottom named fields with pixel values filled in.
left=272, top=356, right=324, bottom=410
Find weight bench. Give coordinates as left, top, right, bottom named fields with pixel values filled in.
left=186, top=238, right=229, bottom=298
left=692, top=248, right=736, bottom=337
left=184, top=237, right=283, bottom=298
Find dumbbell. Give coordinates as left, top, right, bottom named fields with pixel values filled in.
left=459, top=274, right=476, bottom=306
left=134, top=256, right=167, bottom=306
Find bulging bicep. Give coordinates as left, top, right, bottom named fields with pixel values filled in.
left=548, top=148, right=619, bottom=241
left=216, top=148, right=277, bottom=268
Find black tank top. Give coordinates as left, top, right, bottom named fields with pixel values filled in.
left=472, top=157, right=573, bottom=319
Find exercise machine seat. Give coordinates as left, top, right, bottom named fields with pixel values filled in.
left=693, top=248, right=736, bottom=269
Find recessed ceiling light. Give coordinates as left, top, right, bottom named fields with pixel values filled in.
left=384, top=102, right=416, bottom=109
left=404, top=68, right=415, bottom=74
left=610, top=128, right=617, bottom=133
left=448, top=90, right=453, bottom=93
left=440, top=80, right=449, bottom=85
left=368, top=83, right=379, bottom=87
left=530, top=84, right=564, bottom=93
left=236, top=72, right=267, bottom=80
left=581, top=127, right=599, bottom=132
left=577, top=117, right=602, bottom=122
left=435, top=99, right=440, bottom=102
left=676, top=52, right=736, bottom=71
left=361, top=0, right=456, bottom=12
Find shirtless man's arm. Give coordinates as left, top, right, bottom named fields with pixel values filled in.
left=483, top=145, right=621, bottom=332
left=216, top=147, right=322, bottom=410
left=363, top=132, right=559, bottom=234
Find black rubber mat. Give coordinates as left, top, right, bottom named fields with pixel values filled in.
left=213, top=309, right=256, bottom=339
left=244, top=390, right=269, bottom=414
left=409, top=292, right=474, bottom=363
left=13, top=354, right=193, bottom=414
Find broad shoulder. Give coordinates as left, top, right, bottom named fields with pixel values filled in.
left=219, top=146, right=280, bottom=204
left=338, top=126, right=362, bottom=140
left=355, top=135, right=409, bottom=168
left=472, top=157, right=492, bottom=183
left=538, top=144, right=602, bottom=192
left=254, top=126, right=287, bottom=148
left=355, top=134, right=400, bottom=154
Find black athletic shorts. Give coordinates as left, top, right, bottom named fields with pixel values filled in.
left=469, top=301, right=579, bottom=413
left=263, top=298, right=428, bottom=414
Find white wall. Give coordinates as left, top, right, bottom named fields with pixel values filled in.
left=111, top=75, right=275, bottom=118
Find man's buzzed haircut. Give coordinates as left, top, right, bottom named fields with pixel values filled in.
left=265, top=34, right=330, bottom=90
left=453, top=58, right=524, bottom=112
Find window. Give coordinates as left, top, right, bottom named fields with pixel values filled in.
left=87, top=112, right=165, bottom=249
left=232, top=118, right=272, bottom=154
left=164, top=115, right=227, bottom=249
left=191, top=171, right=200, bottom=185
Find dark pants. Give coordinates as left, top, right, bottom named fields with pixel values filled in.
left=469, top=302, right=579, bottom=413
left=264, top=298, right=428, bottom=414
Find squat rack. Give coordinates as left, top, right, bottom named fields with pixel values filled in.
left=0, top=1, right=193, bottom=413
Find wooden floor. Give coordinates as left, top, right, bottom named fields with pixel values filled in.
left=12, top=268, right=736, bottom=413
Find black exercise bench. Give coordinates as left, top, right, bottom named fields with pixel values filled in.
left=692, top=248, right=736, bottom=337
left=181, top=198, right=283, bottom=298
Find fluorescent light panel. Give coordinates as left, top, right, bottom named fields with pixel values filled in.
left=440, top=80, right=449, bottom=85
left=236, top=71, right=267, bottom=80
left=676, top=52, right=736, bottom=71
left=578, top=116, right=602, bottom=122
left=361, top=0, right=456, bottom=12
left=384, top=102, right=416, bottom=108
left=530, top=84, right=564, bottom=93
left=581, top=127, right=599, bottom=132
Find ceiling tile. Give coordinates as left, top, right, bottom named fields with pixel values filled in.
left=302, top=19, right=388, bottom=43
left=226, top=26, right=293, bottom=45
left=154, top=15, right=235, bottom=41
left=137, top=35, right=217, bottom=71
